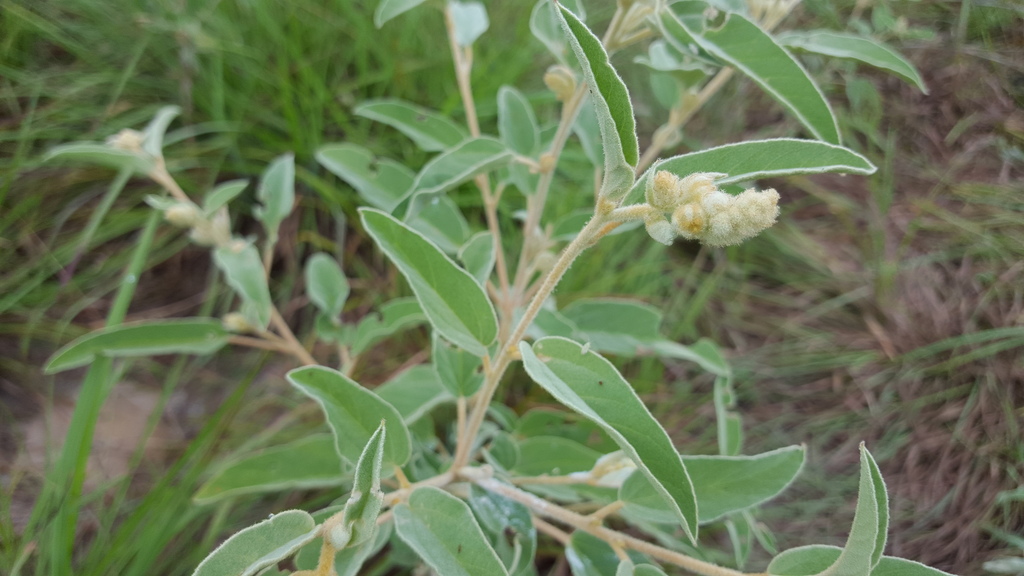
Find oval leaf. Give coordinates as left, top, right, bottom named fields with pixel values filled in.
left=498, top=86, right=540, bottom=156
left=469, top=485, right=537, bottom=576
left=620, top=445, right=806, bottom=524
left=561, top=298, right=662, bottom=356
left=777, top=31, right=927, bottom=93
left=305, top=253, right=349, bottom=319
left=432, top=333, right=485, bottom=397
left=255, top=153, right=296, bottom=240
left=768, top=545, right=842, bottom=576
left=214, top=243, right=273, bottom=330
left=287, top=365, right=411, bottom=468
left=359, top=208, right=497, bottom=356
left=204, top=179, right=248, bottom=216
left=458, top=231, right=496, bottom=286
left=556, top=4, right=638, bottom=199
left=194, top=435, right=344, bottom=505
left=45, top=318, right=228, bottom=374
left=375, top=0, right=429, bottom=27
left=375, top=365, right=452, bottom=424
left=660, top=7, right=840, bottom=144
left=519, top=337, right=699, bottom=542
left=192, top=509, right=318, bottom=576
left=408, top=195, right=472, bottom=255
left=316, top=143, right=413, bottom=211
left=411, top=136, right=512, bottom=197
left=450, top=0, right=489, bottom=46
left=626, top=138, right=875, bottom=204
left=513, top=436, right=602, bottom=477
left=393, top=486, right=509, bottom=576
left=354, top=99, right=466, bottom=152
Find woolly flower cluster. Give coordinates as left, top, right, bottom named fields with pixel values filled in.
left=643, top=170, right=780, bottom=247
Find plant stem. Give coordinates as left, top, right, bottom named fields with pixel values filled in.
left=270, top=307, right=317, bottom=365
left=468, top=473, right=752, bottom=576
left=452, top=214, right=610, bottom=470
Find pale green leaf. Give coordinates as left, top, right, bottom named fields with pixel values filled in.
left=660, top=7, right=840, bottom=144
left=432, top=333, right=484, bottom=397
left=458, top=231, right=496, bottom=286
left=519, top=337, right=699, bottom=542
left=529, top=0, right=587, bottom=63
left=360, top=208, right=497, bottom=356
left=566, top=531, right=625, bottom=576
left=768, top=545, right=841, bottom=576
left=44, top=142, right=154, bottom=174
left=620, top=445, right=806, bottom=524
left=617, top=560, right=636, bottom=576
left=194, top=435, right=344, bottom=505
left=332, top=423, right=387, bottom=549
left=572, top=92, right=604, bottom=169
left=316, top=143, right=413, bottom=211
left=192, top=509, right=318, bottom=576
left=393, top=486, right=509, bottom=576
left=777, top=30, right=927, bottom=93
left=561, top=298, right=662, bottom=356
left=214, top=243, right=273, bottom=329
left=470, top=485, right=537, bottom=575
left=515, top=408, right=616, bottom=452
left=349, top=297, right=426, bottom=356
left=204, top=179, right=247, bottom=216
left=498, top=85, right=540, bottom=156
left=513, top=436, right=602, bottom=477
left=411, top=136, right=511, bottom=197
left=287, top=365, right=411, bottom=468
left=45, top=318, right=228, bottom=374
left=626, top=138, right=876, bottom=204
left=375, top=364, right=452, bottom=424
left=375, top=0, right=428, bottom=28
left=450, top=0, right=488, bottom=46
left=354, top=99, right=466, bottom=152
left=408, top=195, right=471, bottom=255
left=305, top=253, right=349, bottom=319
left=556, top=4, right=638, bottom=199
left=618, top=561, right=669, bottom=576
left=648, top=338, right=731, bottom=377
left=484, top=432, right=520, bottom=472
left=254, top=153, right=295, bottom=240
left=873, top=557, right=956, bottom=576
left=142, top=105, right=182, bottom=157
left=824, top=443, right=888, bottom=573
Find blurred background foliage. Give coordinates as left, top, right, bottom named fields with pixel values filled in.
left=1, top=0, right=1021, bottom=574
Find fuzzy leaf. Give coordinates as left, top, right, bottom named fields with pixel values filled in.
left=519, top=337, right=698, bottom=542
left=45, top=319, right=228, bottom=374
left=556, top=4, right=638, bottom=199
left=393, top=486, right=509, bottom=576
left=469, top=485, right=537, bottom=575
left=408, top=195, right=471, bottom=255
left=332, top=423, right=387, bottom=549
left=458, top=231, right=496, bottom=286
left=375, top=364, right=452, bottom=424
left=411, top=137, right=511, bottom=197
left=44, top=142, right=154, bottom=174
left=287, top=365, right=411, bottom=469
left=142, top=105, right=181, bottom=157
left=498, top=85, right=540, bottom=156
left=360, top=208, right=497, bottom=356
left=375, top=0, right=429, bottom=28
left=450, top=0, right=489, bottom=46
left=305, top=253, right=349, bottom=319
left=432, top=333, right=484, bottom=397
left=660, top=6, right=840, bottom=144
left=254, top=153, right=295, bottom=241
left=355, top=99, right=466, bottom=152
left=777, top=31, right=927, bottom=93
left=203, top=179, right=248, bottom=216
left=316, top=143, right=413, bottom=211
left=192, top=510, right=318, bottom=576
left=214, top=243, right=273, bottom=329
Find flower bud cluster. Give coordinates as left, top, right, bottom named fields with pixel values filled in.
left=642, top=170, right=780, bottom=247
left=160, top=201, right=232, bottom=247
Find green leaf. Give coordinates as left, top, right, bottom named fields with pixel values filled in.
left=44, top=142, right=154, bottom=174
left=469, top=485, right=537, bottom=575
left=204, top=179, right=248, bottom=216
left=360, top=208, right=497, bottom=356
left=255, top=153, right=296, bottom=242
left=620, top=445, right=806, bottom=524
left=660, top=6, right=840, bottom=144
left=768, top=545, right=841, bottom=576
left=411, top=136, right=512, bottom=197
left=305, top=253, right=349, bottom=319
left=432, top=333, right=485, bottom=397
left=529, top=0, right=587, bottom=63
left=316, top=143, right=413, bottom=211
left=375, top=365, right=453, bottom=424
left=450, top=0, right=489, bottom=46
left=354, top=99, right=466, bottom=152
left=393, top=486, right=510, bottom=576
left=572, top=89, right=604, bottom=169
left=348, top=297, right=427, bottom=356
left=45, top=318, right=228, bottom=374
left=331, top=423, right=387, bottom=549
left=192, top=509, right=318, bottom=576
left=617, top=560, right=669, bottom=576
left=519, top=337, right=699, bottom=542
left=556, top=4, right=638, bottom=199
left=872, top=557, right=956, bottom=576
left=287, top=365, right=412, bottom=469
left=498, top=85, right=540, bottom=156
left=194, top=435, right=344, bottom=505
left=458, top=231, right=496, bottom=286
left=626, top=138, right=876, bottom=204
left=142, top=105, right=182, bottom=157
left=375, top=0, right=428, bottom=28
left=561, top=298, right=662, bottom=356
left=513, top=436, right=603, bottom=476
left=648, top=338, right=731, bottom=377
left=214, top=242, right=273, bottom=329
left=777, top=30, right=927, bottom=93
left=408, top=195, right=472, bottom=255
left=566, top=531, right=624, bottom=576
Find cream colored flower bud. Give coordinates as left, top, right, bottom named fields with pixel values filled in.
left=538, top=152, right=556, bottom=174
left=644, top=213, right=676, bottom=246
left=222, top=312, right=253, bottom=333
left=676, top=172, right=726, bottom=205
left=700, top=188, right=780, bottom=247
left=543, top=65, right=577, bottom=102
left=163, top=203, right=201, bottom=228
left=533, top=251, right=558, bottom=274
left=672, top=202, right=707, bottom=239
left=106, top=129, right=145, bottom=153
left=645, top=170, right=681, bottom=212
left=588, top=451, right=637, bottom=487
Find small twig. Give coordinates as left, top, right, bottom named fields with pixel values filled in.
left=533, top=516, right=571, bottom=546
